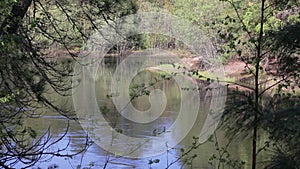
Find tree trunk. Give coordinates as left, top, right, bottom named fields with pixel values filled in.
left=0, top=0, right=32, bottom=35
left=252, top=1, right=265, bottom=169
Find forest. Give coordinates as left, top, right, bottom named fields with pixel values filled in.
left=0, top=0, right=299, bottom=169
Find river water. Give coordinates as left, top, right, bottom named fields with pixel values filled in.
left=20, top=57, right=260, bottom=169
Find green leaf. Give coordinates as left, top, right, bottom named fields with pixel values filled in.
left=27, top=127, right=37, bottom=138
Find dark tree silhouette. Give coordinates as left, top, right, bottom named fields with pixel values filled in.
left=0, top=0, right=137, bottom=168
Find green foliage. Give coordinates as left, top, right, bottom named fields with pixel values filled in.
left=0, top=0, right=16, bottom=19
left=213, top=1, right=300, bottom=169
left=264, top=146, right=300, bottom=169
left=0, top=91, right=19, bottom=103
left=23, top=0, right=137, bottom=49
left=208, top=134, right=246, bottom=169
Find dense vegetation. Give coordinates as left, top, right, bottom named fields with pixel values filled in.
left=0, top=0, right=299, bottom=168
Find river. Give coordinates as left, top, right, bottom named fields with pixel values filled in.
left=19, top=56, right=261, bottom=169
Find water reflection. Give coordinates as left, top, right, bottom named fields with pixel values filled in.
left=20, top=57, right=252, bottom=169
